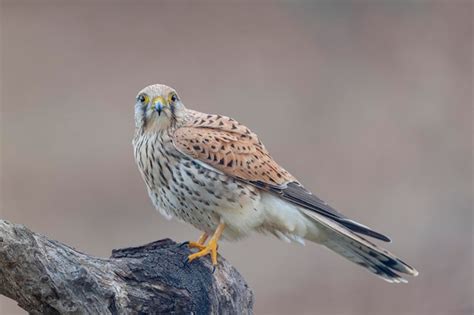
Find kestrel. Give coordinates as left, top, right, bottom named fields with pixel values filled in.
left=133, top=84, right=418, bottom=283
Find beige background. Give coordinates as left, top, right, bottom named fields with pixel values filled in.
left=1, top=1, right=472, bottom=314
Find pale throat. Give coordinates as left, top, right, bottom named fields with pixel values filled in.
left=142, top=114, right=174, bottom=134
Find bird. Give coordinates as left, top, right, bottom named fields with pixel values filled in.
left=132, top=83, right=418, bottom=283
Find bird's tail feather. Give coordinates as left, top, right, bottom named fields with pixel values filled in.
left=301, top=209, right=418, bottom=283
left=322, top=235, right=416, bottom=283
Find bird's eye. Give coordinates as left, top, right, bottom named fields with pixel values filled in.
left=170, top=93, right=178, bottom=103
left=137, top=94, right=149, bottom=105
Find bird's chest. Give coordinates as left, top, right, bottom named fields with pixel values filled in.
left=133, top=133, right=261, bottom=232
left=133, top=133, right=181, bottom=204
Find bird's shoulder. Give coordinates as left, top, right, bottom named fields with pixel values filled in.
left=181, top=110, right=260, bottom=141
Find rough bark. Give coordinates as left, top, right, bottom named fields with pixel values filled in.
left=0, top=220, right=253, bottom=314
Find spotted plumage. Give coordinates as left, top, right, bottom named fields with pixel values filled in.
left=133, top=84, right=418, bottom=283
left=173, top=112, right=294, bottom=186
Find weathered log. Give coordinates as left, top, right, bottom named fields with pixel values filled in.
left=0, top=220, right=253, bottom=314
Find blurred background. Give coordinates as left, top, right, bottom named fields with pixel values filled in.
left=1, top=1, right=472, bottom=314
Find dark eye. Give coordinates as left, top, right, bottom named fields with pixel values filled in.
left=137, top=94, right=149, bottom=104
left=170, top=93, right=178, bottom=102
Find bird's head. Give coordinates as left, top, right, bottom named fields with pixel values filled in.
left=134, top=84, right=186, bottom=132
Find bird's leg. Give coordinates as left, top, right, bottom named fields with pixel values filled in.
left=188, top=232, right=209, bottom=250
left=187, top=223, right=225, bottom=266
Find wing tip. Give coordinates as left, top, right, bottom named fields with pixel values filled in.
left=375, top=233, right=392, bottom=243
left=339, top=218, right=392, bottom=242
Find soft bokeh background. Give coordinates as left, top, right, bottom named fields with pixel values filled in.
left=1, top=1, right=472, bottom=314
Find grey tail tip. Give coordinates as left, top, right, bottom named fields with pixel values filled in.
left=383, top=269, right=419, bottom=284
left=372, top=264, right=419, bottom=284
left=396, top=256, right=419, bottom=277
left=386, top=259, right=419, bottom=283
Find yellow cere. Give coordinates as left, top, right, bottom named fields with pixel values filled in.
left=152, top=96, right=167, bottom=107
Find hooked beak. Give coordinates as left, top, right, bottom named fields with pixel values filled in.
left=155, top=102, right=162, bottom=115
left=152, top=96, right=166, bottom=116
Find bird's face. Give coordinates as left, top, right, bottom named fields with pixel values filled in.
left=134, top=84, right=185, bottom=132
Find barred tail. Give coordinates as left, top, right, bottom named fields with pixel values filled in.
left=323, top=235, right=418, bottom=283
left=301, top=209, right=418, bottom=283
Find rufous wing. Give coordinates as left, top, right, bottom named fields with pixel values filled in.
left=172, top=111, right=392, bottom=243
left=172, top=112, right=294, bottom=186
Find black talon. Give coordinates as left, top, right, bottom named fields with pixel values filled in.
left=211, top=265, right=217, bottom=274
left=178, top=241, right=189, bottom=248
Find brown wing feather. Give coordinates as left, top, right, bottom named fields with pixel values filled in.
left=173, top=112, right=294, bottom=186
left=173, top=111, right=390, bottom=243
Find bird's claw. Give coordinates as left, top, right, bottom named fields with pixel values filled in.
left=178, top=241, right=190, bottom=248
left=187, top=238, right=219, bottom=266
left=188, top=241, right=207, bottom=251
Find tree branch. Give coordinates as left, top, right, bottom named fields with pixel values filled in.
left=0, top=220, right=253, bottom=314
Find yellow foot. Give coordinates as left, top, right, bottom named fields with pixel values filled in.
left=188, top=232, right=208, bottom=251
left=187, top=223, right=225, bottom=266
left=188, top=242, right=207, bottom=250
left=187, top=238, right=219, bottom=265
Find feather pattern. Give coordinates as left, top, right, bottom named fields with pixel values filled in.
left=301, top=208, right=418, bottom=282
left=173, top=110, right=390, bottom=242
left=268, top=182, right=391, bottom=242
left=133, top=83, right=418, bottom=283
left=173, top=111, right=294, bottom=186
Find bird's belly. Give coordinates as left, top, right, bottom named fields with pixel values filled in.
left=147, top=158, right=265, bottom=240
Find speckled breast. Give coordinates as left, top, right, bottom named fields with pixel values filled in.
left=133, top=131, right=260, bottom=233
